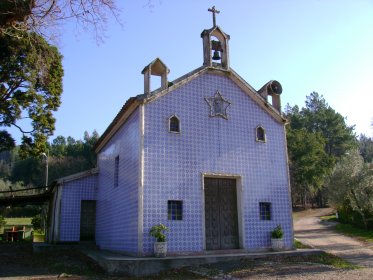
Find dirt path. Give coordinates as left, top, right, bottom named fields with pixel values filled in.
left=294, top=208, right=373, bottom=267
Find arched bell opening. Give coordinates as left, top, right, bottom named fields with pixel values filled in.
left=211, top=36, right=223, bottom=64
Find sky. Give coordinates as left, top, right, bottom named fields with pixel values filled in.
left=10, top=0, right=373, bottom=142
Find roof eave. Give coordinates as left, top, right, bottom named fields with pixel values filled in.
left=228, top=68, right=287, bottom=123
left=94, top=97, right=141, bottom=153
left=57, top=168, right=98, bottom=185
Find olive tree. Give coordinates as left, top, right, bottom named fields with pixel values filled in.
left=328, top=150, right=373, bottom=229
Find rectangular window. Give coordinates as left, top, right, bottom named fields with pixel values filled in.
left=114, top=156, right=119, bottom=187
left=168, top=200, right=183, bottom=220
left=259, top=202, right=271, bottom=220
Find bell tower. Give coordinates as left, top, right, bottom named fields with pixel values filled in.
left=201, top=6, right=230, bottom=70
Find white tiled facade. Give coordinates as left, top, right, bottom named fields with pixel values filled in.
left=142, top=72, right=293, bottom=254
left=95, top=110, right=140, bottom=254
left=59, top=175, right=97, bottom=241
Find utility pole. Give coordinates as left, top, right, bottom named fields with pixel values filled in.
left=41, top=152, right=48, bottom=188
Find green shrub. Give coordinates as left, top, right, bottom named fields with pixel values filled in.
left=31, top=215, right=42, bottom=232
left=149, top=223, right=169, bottom=242
left=271, top=225, right=283, bottom=239
left=337, top=204, right=373, bottom=230
left=0, top=215, right=6, bottom=227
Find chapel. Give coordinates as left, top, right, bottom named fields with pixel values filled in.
left=49, top=7, right=294, bottom=256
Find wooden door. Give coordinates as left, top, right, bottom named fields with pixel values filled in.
left=205, top=178, right=239, bottom=250
left=80, top=200, right=96, bottom=241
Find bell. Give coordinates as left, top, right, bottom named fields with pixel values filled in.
left=212, top=50, right=221, bottom=60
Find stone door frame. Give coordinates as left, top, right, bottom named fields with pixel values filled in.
left=201, top=173, right=245, bottom=250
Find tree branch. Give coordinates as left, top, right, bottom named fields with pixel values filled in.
left=11, top=122, right=35, bottom=134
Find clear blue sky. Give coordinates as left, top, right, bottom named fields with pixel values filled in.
left=13, top=0, right=373, bottom=142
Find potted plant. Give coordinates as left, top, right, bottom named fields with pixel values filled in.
left=149, top=223, right=169, bottom=257
left=270, top=225, right=284, bottom=251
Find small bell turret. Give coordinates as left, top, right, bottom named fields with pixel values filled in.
left=201, top=6, right=230, bottom=69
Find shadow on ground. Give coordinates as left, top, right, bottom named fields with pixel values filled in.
left=0, top=243, right=104, bottom=278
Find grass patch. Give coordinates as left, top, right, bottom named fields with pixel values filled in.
left=320, top=214, right=337, bottom=222
left=4, top=217, right=32, bottom=226
left=335, top=223, right=373, bottom=243
left=265, top=253, right=360, bottom=270
left=33, top=232, right=45, bottom=242
left=294, top=239, right=312, bottom=249
left=311, top=252, right=360, bottom=269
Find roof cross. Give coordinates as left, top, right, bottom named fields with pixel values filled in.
left=208, top=6, right=220, bottom=27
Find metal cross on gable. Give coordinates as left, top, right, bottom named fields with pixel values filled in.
left=208, top=6, right=220, bottom=27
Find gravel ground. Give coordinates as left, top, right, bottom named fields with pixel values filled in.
left=188, top=258, right=373, bottom=280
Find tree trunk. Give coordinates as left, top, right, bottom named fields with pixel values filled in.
left=317, top=190, right=323, bottom=208
left=359, top=212, right=368, bottom=230
left=303, top=192, right=307, bottom=209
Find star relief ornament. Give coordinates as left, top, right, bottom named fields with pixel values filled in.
left=205, top=90, right=231, bottom=120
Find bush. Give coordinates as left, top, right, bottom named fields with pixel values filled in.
left=0, top=215, right=5, bottom=227
left=31, top=215, right=42, bottom=231
left=337, top=204, right=373, bottom=230
left=0, top=215, right=6, bottom=234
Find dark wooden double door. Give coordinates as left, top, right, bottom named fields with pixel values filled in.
left=204, top=178, right=239, bottom=250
